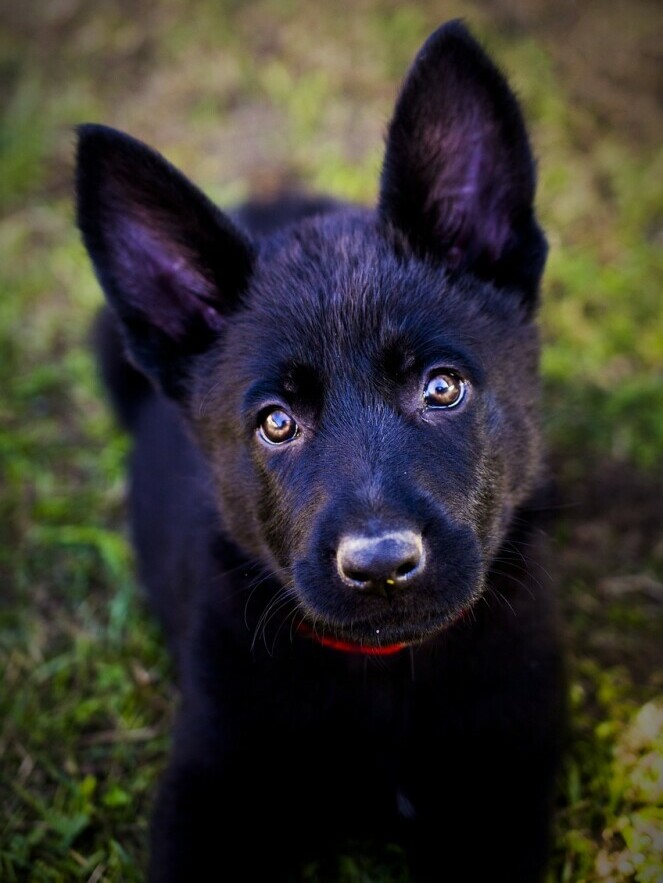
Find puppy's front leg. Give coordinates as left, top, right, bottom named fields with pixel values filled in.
left=148, top=755, right=296, bottom=882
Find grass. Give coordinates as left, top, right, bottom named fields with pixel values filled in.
left=1, top=1, right=661, bottom=880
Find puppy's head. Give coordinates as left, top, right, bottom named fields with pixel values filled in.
left=77, top=22, right=547, bottom=648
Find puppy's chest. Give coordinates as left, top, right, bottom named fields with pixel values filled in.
left=281, top=680, right=423, bottom=821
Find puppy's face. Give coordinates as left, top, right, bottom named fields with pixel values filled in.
left=192, top=216, right=542, bottom=646
left=76, top=22, right=547, bottom=647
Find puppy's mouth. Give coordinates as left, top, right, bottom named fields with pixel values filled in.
left=294, top=601, right=473, bottom=655
left=296, top=621, right=409, bottom=655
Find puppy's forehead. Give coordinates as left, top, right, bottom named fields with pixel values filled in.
left=250, top=216, right=445, bottom=357
left=242, top=212, right=518, bottom=377
left=254, top=212, right=415, bottom=325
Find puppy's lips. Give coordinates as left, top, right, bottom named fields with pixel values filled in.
left=296, top=603, right=471, bottom=654
left=296, top=621, right=408, bottom=655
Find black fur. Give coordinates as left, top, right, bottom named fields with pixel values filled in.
left=77, top=20, right=565, bottom=882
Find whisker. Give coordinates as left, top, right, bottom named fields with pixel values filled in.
left=251, top=588, right=294, bottom=653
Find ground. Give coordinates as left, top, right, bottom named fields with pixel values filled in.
left=0, top=1, right=661, bottom=881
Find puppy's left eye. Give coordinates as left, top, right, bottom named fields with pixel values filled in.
left=259, top=409, right=299, bottom=445
left=423, top=372, right=466, bottom=409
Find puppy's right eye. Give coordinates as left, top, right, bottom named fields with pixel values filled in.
left=423, top=371, right=466, bottom=409
left=258, top=409, right=299, bottom=445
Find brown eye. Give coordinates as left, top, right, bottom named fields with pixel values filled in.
left=259, top=409, right=299, bottom=445
left=423, top=372, right=466, bottom=409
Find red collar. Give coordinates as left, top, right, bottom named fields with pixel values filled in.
left=297, top=622, right=407, bottom=656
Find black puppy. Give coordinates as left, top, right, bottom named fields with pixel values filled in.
left=77, top=20, right=565, bottom=882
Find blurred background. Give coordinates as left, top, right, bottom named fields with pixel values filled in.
left=1, top=1, right=661, bottom=880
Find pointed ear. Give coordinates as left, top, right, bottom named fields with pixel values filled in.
left=76, top=124, right=254, bottom=398
left=379, top=20, right=547, bottom=303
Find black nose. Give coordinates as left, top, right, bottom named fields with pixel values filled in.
left=336, top=530, right=425, bottom=593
